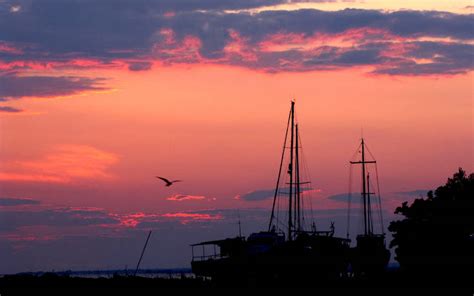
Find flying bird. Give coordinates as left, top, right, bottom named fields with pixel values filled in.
left=156, top=176, right=182, bottom=187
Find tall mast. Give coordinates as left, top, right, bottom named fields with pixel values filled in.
left=288, top=101, right=295, bottom=241
left=361, top=138, right=368, bottom=235
left=350, top=138, right=376, bottom=236
left=295, top=123, right=301, bottom=232
left=134, top=230, right=152, bottom=276
left=367, top=173, right=374, bottom=235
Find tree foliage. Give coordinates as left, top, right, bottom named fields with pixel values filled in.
left=389, top=168, right=474, bottom=274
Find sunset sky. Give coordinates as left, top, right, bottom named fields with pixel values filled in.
left=0, top=0, right=472, bottom=274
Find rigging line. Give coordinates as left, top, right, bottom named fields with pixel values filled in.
left=278, top=159, right=291, bottom=232
left=365, top=142, right=378, bottom=163
left=275, top=215, right=287, bottom=229
left=301, top=199, right=306, bottom=229
left=350, top=142, right=362, bottom=162
left=299, top=133, right=311, bottom=231
left=299, top=131, right=315, bottom=226
left=273, top=213, right=287, bottom=233
left=276, top=176, right=280, bottom=231
left=367, top=173, right=374, bottom=234
left=268, top=107, right=292, bottom=231
left=301, top=181, right=308, bottom=228
left=374, top=163, right=385, bottom=234
left=308, top=187, right=315, bottom=226
left=346, top=141, right=362, bottom=238
left=347, top=164, right=353, bottom=239
left=295, top=125, right=302, bottom=232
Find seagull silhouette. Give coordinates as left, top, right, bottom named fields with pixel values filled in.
left=156, top=176, right=182, bottom=187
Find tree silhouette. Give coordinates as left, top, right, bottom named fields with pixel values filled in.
left=389, top=168, right=474, bottom=278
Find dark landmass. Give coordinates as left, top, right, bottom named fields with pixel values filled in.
left=0, top=268, right=472, bottom=293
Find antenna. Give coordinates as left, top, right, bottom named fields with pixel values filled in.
left=134, top=230, right=152, bottom=277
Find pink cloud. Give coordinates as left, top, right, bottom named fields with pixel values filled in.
left=224, top=29, right=258, bottom=62
left=119, top=218, right=140, bottom=228
left=0, top=232, right=58, bottom=242
left=152, top=28, right=203, bottom=64
left=0, top=42, right=23, bottom=55
left=163, top=11, right=176, bottom=18
left=259, top=28, right=394, bottom=53
left=113, top=212, right=162, bottom=228
left=111, top=211, right=223, bottom=228
left=166, top=194, right=212, bottom=202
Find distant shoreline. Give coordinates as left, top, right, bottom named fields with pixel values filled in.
left=0, top=269, right=472, bottom=291
left=2, top=263, right=403, bottom=278
left=1, top=268, right=193, bottom=278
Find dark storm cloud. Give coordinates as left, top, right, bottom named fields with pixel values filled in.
left=0, top=106, right=23, bottom=113
left=0, top=0, right=472, bottom=75
left=236, top=187, right=314, bottom=201
left=327, top=193, right=351, bottom=202
left=166, top=9, right=473, bottom=40
left=0, top=0, right=335, bottom=62
left=0, top=74, right=108, bottom=99
left=0, top=197, right=40, bottom=206
left=158, top=9, right=474, bottom=65
left=127, top=61, right=153, bottom=71
left=374, top=42, right=474, bottom=75
left=333, top=48, right=382, bottom=65
left=0, top=0, right=337, bottom=15
left=327, top=192, right=387, bottom=205
left=236, top=189, right=277, bottom=201
left=0, top=207, right=119, bottom=231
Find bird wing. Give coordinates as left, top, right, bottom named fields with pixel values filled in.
left=172, top=180, right=182, bottom=183
left=156, top=176, right=171, bottom=184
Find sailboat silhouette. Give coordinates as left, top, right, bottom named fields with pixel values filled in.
left=191, top=101, right=351, bottom=284
left=348, top=138, right=390, bottom=276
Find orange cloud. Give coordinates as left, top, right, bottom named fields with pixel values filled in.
left=0, top=173, right=65, bottom=183
left=0, top=145, right=119, bottom=183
